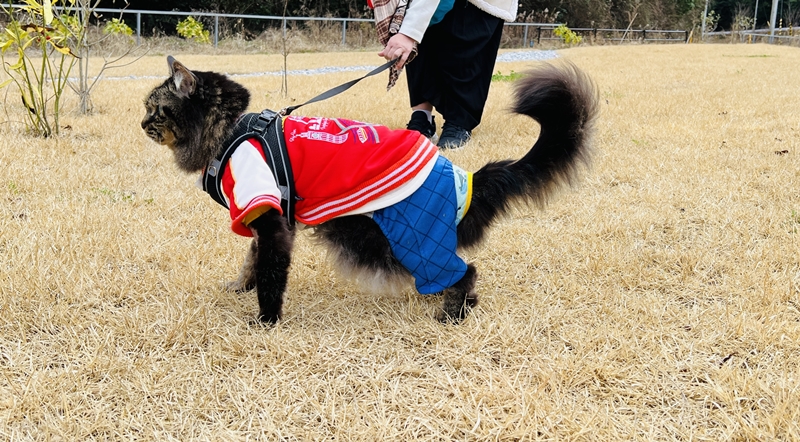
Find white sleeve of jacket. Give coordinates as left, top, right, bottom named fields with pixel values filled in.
left=228, top=140, right=282, bottom=217
left=467, top=0, right=517, bottom=22
left=398, top=0, right=440, bottom=43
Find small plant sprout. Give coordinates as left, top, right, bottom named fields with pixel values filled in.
left=491, top=71, right=523, bottom=82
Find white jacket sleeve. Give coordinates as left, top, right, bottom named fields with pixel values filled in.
left=398, top=0, right=440, bottom=43
left=467, top=0, right=517, bottom=22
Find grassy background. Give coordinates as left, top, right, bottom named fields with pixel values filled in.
left=1, top=44, right=799, bottom=440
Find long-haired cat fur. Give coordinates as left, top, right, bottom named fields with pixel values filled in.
left=141, top=56, right=598, bottom=325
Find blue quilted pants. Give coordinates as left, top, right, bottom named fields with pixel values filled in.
left=372, top=156, right=467, bottom=294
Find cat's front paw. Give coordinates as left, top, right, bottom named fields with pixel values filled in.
left=254, top=309, right=281, bottom=325
left=224, top=279, right=255, bottom=293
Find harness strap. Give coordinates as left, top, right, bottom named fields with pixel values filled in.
left=202, top=110, right=298, bottom=227
left=261, top=111, right=297, bottom=224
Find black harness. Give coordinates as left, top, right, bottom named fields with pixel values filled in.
left=200, top=59, right=398, bottom=229
left=201, top=109, right=298, bottom=226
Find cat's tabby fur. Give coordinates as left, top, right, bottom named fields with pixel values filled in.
left=141, top=56, right=598, bottom=325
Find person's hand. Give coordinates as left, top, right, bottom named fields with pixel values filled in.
left=378, top=33, right=416, bottom=69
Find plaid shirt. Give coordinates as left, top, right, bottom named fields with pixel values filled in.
left=370, top=0, right=416, bottom=90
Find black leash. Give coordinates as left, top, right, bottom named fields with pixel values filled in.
left=279, top=58, right=397, bottom=116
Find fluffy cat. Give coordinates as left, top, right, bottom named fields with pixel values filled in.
left=141, top=56, right=598, bottom=325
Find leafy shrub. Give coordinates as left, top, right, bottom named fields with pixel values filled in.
left=177, top=16, right=211, bottom=44
left=554, top=24, right=583, bottom=45
left=104, top=18, right=134, bottom=36
left=702, top=10, right=720, bottom=34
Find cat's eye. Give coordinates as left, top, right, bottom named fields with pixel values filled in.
left=159, top=105, right=175, bottom=119
left=148, top=104, right=164, bottom=118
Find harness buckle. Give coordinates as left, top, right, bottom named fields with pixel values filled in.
left=278, top=185, right=290, bottom=201
left=207, top=159, right=221, bottom=177
left=252, top=109, right=277, bottom=133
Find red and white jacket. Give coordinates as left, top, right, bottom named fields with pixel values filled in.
left=210, top=115, right=439, bottom=237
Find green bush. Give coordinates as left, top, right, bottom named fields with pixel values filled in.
left=554, top=24, right=583, bottom=45
left=104, top=18, right=134, bottom=36
left=177, top=16, right=211, bottom=44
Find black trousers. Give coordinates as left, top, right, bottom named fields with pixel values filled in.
left=405, top=0, right=504, bottom=131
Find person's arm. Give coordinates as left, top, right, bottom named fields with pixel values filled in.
left=398, top=0, right=439, bottom=43
left=378, top=0, right=439, bottom=67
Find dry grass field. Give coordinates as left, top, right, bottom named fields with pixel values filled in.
left=1, top=44, right=799, bottom=440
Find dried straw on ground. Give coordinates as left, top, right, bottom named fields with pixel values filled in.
left=1, top=44, right=798, bottom=440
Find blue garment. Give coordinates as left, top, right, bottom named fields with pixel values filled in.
left=430, top=0, right=456, bottom=25
left=373, top=155, right=467, bottom=294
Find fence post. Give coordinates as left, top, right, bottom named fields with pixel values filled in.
left=136, top=12, right=141, bottom=46
left=537, top=26, right=542, bottom=44
left=769, top=0, right=778, bottom=43
left=282, top=18, right=287, bottom=38
left=214, top=14, right=219, bottom=47
left=342, top=19, right=347, bottom=45
left=642, top=29, right=646, bottom=42
left=685, top=30, right=689, bottom=42
left=523, top=24, right=528, bottom=47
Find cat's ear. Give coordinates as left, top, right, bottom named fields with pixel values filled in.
left=167, top=56, right=197, bottom=99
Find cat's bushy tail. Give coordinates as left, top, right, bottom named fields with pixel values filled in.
left=457, top=61, right=599, bottom=248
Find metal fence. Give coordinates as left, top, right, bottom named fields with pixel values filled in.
left=111, top=9, right=691, bottom=47
left=2, top=5, right=691, bottom=48
left=505, top=24, right=690, bottom=46
left=705, top=28, right=799, bottom=45
left=91, top=8, right=374, bottom=47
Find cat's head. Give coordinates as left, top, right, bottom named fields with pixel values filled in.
left=141, top=56, right=251, bottom=173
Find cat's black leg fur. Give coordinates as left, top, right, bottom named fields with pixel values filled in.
left=314, top=215, right=408, bottom=278
left=226, top=239, right=257, bottom=293
left=248, top=210, right=294, bottom=324
left=438, top=264, right=478, bottom=324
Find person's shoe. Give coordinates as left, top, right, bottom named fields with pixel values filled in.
left=437, top=122, right=471, bottom=149
left=406, top=112, right=436, bottom=139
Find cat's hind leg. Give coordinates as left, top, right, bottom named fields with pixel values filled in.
left=314, top=215, right=412, bottom=292
left=437, top=264, right=478, bottom=324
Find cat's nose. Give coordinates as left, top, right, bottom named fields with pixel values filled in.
left=140, top=116, right=150, bottom=129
